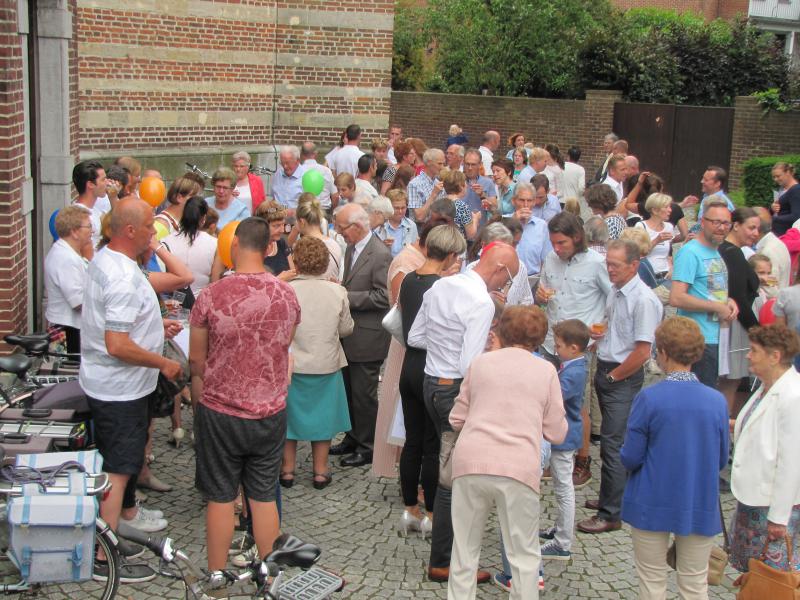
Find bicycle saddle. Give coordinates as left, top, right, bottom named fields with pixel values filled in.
left=4, top=335, right=49, bottom=355
left=0, top=354, right=32, bottom=376
left=265, top=533, right=321, bottom=569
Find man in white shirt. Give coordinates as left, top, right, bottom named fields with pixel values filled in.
left=71, top=160, right=108, bottom=253
left=44, top=206, right=93, bottom=353
left=328, top=124, right=365, bottom=177
left=478, top=130, right=500, bottom=175
left=80, top=198, right=182, bottom=582
left=600, top=154, right=627, bottom=203
left=386, top=124, right=402, bottom=165
left=300, top=142, right=337, bottom=212
left=577, top=239, right=662, bottom=535
left=562, top=146, right=588, bottom=218
left=408, top=242, right=519, bottom=584
left=354, top=154, right=379, bottom=201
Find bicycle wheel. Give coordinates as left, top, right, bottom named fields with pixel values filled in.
left=17, top=519, right=121, bottom=600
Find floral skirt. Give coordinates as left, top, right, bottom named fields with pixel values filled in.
left=728, top=501, right=800, bottom=572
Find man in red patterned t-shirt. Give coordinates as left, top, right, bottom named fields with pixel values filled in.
left=189, top=217, right=301, bottom=573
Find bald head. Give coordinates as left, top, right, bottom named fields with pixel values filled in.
left=109, top=198, right=151, bottom=235
left=624, top=155, right=639, bottom=176
left=474, top=241, right=520, bottom=292
left=483, top=130, right=501, bottom=151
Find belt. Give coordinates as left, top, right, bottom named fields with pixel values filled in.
left=426, top=375, right=462, bottom=385
left=597, top=359, right=621, bottom=369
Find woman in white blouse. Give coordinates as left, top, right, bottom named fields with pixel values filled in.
left=636, top=193, right=675, bottom=284
left=162, top=197, right=218, bottom=296
left=44, top=206, right=94, bottom=353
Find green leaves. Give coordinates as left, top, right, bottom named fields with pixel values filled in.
left=393, top=1, right=790, bottom=107
left=743, top=154, right=800, bottom=207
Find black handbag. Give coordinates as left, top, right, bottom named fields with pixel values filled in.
left=149, top=374, right=179, bottom=419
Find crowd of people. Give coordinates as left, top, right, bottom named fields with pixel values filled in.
left=41, top=122, right=800, bottom=598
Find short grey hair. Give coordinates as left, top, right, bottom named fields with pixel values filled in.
left=584, top=216, right=609, bottom=244
left=333, top=204, right=371, bottom=230
left=352, top=191, right=373, bottom=208
left=367, top=195, right=394, bottom=218
left=426, top=224, right=467, bottom=259
left=280, top=145, right=301, bottom=160
left=480, top=222, right=513, bottom=245
left=232, top=151, right=251, bottom=163
left=447, top=144, right=465, bottom=158
left=604, top=133, right=619, bottom=143
left=423, top=148, right=445, bottom=165
left=513, top=181, right=535, bottom=199
left=607, top=239, right=640, bottom=264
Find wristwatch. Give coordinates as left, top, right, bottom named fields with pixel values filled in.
left=606, top=373, right=616, bottom=383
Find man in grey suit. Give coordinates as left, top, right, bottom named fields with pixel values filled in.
left=330, top=203, right=392, bottom=467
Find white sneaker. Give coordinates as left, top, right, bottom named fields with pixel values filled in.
left=230, top=543, right=259, bottom=568
left=136, top=500, right=164, bottom=519
left=121, top=509, right=168, bottom=533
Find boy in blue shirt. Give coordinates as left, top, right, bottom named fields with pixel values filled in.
left=539, top=319, right=590, bottom=560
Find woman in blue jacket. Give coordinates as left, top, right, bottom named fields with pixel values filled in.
left=621, top=316, right=729, bottom=600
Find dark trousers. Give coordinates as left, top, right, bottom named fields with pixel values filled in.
left=692, top=344, right=719, bottom=389
left=341, top=361, right=382, bottom=453
left=423, top=374, right=463, bottom=569
left=398, top=350, right=439, bottom=511
left=594, top=360, right=644, bottom=522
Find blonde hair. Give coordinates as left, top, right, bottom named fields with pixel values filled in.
left=55, top=205, right=91, bottom=238
left=255, top=200, right=287, bottom=222
left=295, top=193, right=324, bottom=226
left=644, top=192, right=672, bottom=214
left=448, top=124, right=462, bottom=136
left=564, top=197, right=581, bottom=218
left=529, top=147, right=549, bottom=163
left=620, top=227, right=651, bottom=258
left=439, top=167, right=466, bottom=195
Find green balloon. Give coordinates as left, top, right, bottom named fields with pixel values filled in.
left=301, top=169, right=325, bottom=196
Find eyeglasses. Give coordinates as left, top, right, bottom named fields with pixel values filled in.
left=702, top=217, right=732, bottom=229
left=501, top=265, right=514, bottom=292
left=77, top=224, right=94, bottom=231
left=336, top=222, right=355, bottom=234
left=214, top=184, right=232, bottom=191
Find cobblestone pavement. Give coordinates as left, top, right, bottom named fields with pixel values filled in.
left=8, top=398, right=737, bottom=600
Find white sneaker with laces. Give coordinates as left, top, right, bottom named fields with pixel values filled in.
left=231, top=543, right=259, bottom=568
left=136, top=500, right=164, bottom=519
left=121, top=509, right=168, bottom=533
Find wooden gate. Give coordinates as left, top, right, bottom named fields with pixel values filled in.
left=613, top=102, right=734, bottom=203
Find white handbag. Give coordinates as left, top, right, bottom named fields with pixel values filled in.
left=381, top=303, right=404, bottom=345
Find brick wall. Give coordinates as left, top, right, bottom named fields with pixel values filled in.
left=0, top=0, right=30, bottom=346
left=729, top=96, right=800, bottom=190
left=610, top=0, right=748, bottom=19
left=389, top=90, right=622, bottom=179
left=76, top=0, right=394, bottom=158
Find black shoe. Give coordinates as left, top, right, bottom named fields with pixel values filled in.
left=329, top=442, right=356, bottom=456
left=93, top=558, right=156, bottom=583
left=117, top=537, right=146, bottom=560
left=340, top=451, right=372, bottom=467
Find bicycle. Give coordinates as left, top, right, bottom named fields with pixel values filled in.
left=0, top=449, right=121, bottom=599
left=118, top=525, right=344, bottom=600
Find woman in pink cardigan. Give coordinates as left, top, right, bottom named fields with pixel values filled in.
left=448, top=306, right=567, bottom=600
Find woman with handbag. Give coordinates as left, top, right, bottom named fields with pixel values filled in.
left=395, top=224, right=466, bottom=536
left=447, top=306, right=567, bottom=599
left=729, top=323, right=800, bottom=577
left=620, top=316, right=730, bottom=600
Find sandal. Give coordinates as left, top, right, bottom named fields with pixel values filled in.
left=279, top=471, right=295, bottom=489
left=312, top=472, right=332, bottom=490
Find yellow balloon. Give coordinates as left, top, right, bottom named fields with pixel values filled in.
left=217, top=220, right=240, bottom=269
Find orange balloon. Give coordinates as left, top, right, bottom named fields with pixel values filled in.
left=140, top=176, right=166, bottom=208
left=217, top=220, right=240, bottom=269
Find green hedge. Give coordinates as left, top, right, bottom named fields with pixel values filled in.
left=743, top=154, right=800, bottom=207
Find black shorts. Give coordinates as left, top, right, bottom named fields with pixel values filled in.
left=88, top=395, right=150, bottom=475
left=194, top=404, right=286, bottom=503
